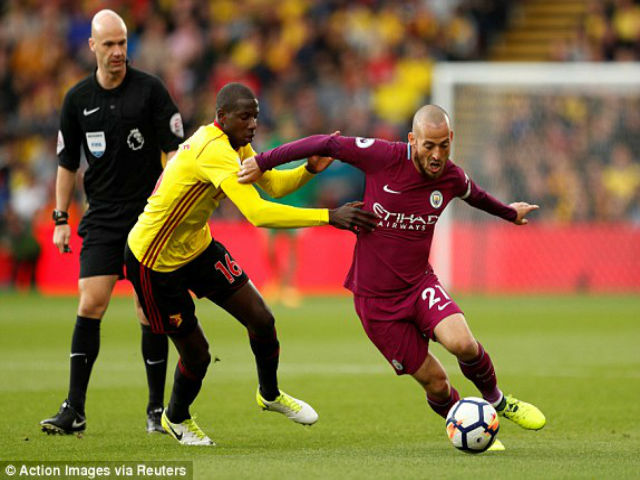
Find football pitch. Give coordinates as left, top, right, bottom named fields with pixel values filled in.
left=1, top=293, right=638, bottom=479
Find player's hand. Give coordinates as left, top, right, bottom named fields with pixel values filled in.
left=305, top=130, right=340, bottom=174
left=237, top=156, right=263, bottom=184
left=328, top=201, right=378, bottom=233
left=53, top=224, right=72, bottom=253
left=306, top=155, right=333, bottom=174
left=510, top=202, right=539, bottom=225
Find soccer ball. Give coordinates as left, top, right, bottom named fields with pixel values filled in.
left=445, top=397, right=500, bottom=453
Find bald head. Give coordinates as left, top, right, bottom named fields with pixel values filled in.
left=91, top=9, right=127, bottom=38
left=412, top=105, right=450, bottom=133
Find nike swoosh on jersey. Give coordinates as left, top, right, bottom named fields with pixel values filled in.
left=70, top=353, right=87, bottom=358
left=383, top=184, right=401, bottom=194
left=83, top=107, right=100, bottom=116
left=437, top=301, right=453, bottom=311
left=146, top=359, right=165, bottom=365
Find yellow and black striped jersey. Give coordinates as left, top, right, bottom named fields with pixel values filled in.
left=128, top=122, right=328, bottom=272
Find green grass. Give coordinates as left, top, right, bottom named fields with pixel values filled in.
left=1, top=293, right=639, bottom=479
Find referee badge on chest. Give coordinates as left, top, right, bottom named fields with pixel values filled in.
left=86, top=131, right=106, bottom=158
left=127, top=128, right=145, bottom=151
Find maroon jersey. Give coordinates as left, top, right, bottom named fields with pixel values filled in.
left=256, top=135, right=516, bottom=297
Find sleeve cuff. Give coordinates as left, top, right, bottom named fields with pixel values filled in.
left=255, top=153, right=269, bottom=171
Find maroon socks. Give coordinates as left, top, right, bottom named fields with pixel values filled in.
left=458, top=342, right=502, bottom=405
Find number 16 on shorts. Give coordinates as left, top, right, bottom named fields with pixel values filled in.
left=215, top=253, right=243, bottom=283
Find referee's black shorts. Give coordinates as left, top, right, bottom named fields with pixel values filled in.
left=77, top=201, right=145, bottom=279
left=124, top=240, right=249, bottom=335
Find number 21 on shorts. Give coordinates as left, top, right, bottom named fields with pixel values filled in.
left=215, top=253, right=243, bottom=283
left=421, top=284, right=452, bottom=311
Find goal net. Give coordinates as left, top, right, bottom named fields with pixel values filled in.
left=430, top=63, right=640, bottom=293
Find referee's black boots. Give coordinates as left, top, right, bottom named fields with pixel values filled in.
left=40, top=400, right=86, bottom=435
left=146, top=406, right=165, bottom=434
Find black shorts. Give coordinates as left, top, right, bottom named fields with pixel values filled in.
left=78, top=225, right=130, bottom=278
left=124, top=240, right=249, bottom=335
left=78, top=201, right=145, bottom=279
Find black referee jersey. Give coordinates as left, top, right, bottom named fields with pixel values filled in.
left=57, top=66, right=183, bottom=210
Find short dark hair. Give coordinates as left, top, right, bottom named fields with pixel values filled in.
left=215, top=83, right=256, bottom=112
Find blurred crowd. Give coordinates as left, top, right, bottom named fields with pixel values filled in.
left=453, top=0, right=640, bottom=224
left=0, top=0, right=512, bottom=288
left=456, top=91, right=640, bottom=223
left=551, top=0, right=640, bottom=62
left=0, top=0, right=638, bottom=289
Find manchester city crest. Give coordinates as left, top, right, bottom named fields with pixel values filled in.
left=430, top=190, right=443, bottom=209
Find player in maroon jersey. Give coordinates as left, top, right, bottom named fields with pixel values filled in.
left=238, top=105, right=546, bottom=442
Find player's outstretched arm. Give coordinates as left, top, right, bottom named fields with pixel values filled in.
left=462, top=175, right=538, bottom=224
left=238, top=135, right=343, bottom=184
left=238, top=132, right=339, bottom=184
left=255, top=153, right=334, bottom=198
left=509, top=202, right=540, bottom=225
left=221, top=177, right=376, bottom=233
left=239, top=153, right=334, bottom=189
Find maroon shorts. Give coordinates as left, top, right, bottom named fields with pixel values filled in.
left=353, top=273, right=463, bottom=376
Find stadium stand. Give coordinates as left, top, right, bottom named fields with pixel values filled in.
left=0, top=0, right=638, bottom=292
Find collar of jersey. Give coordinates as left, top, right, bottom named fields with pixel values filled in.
left=211, top=121, right=243, bottom=152
left=92, top=61, right=131, bottom=93
left=211, top=121, right=228, bottom=141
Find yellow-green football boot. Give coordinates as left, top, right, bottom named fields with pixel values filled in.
left=161, top=410, right=215, bottom=446
left=497, top=394, right=546, bottom=430
left=256, top=388, right=318, bottom=425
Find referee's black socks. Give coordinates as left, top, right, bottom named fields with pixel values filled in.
left=141, top=324, right=168, bottom=412
left=68, top=316, right=101, bottom=415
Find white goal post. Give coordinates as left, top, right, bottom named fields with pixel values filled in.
left=430, top=62, right=640, bottom=289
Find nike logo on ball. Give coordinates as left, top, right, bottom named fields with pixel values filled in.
left=383, top=184, right=401, bottom=194
left=83, top=107, right=100, bottom=116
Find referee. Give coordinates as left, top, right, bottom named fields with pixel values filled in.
left=40, top=10, right=183, bottom=435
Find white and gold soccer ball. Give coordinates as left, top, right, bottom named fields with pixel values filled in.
left=445, top=397, right=500, bottom=453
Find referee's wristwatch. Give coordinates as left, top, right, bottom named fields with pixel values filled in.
left=52, top=209, right=69, bottom=226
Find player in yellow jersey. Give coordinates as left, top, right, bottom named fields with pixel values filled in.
left=124, top=83, right=377, bottom=446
